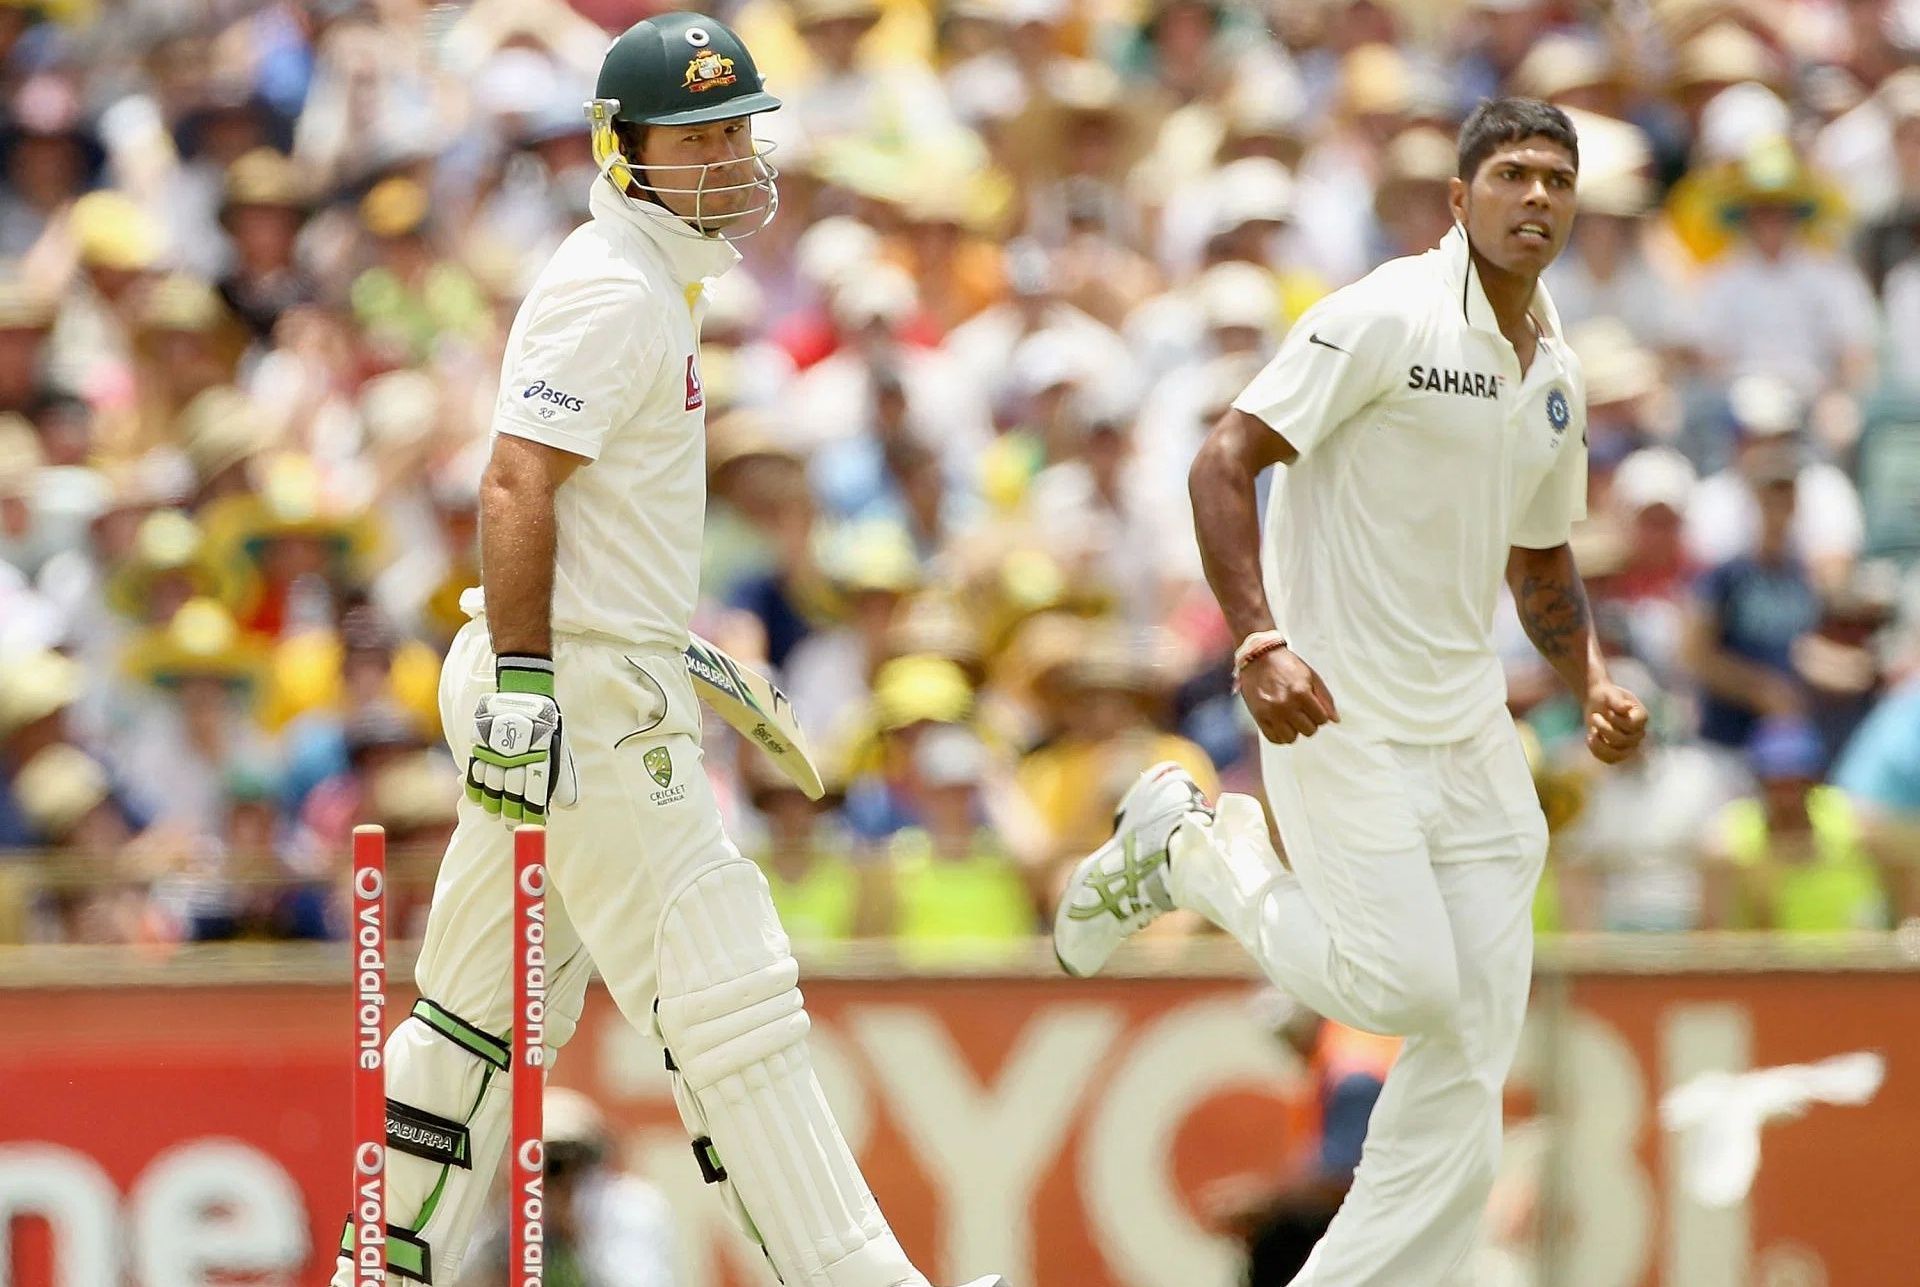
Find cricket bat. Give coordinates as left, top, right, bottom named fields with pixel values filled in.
left=683, top=634, right=827, bottom=800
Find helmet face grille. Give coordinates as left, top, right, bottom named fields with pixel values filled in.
left=586, top=103, right=781, bottom=242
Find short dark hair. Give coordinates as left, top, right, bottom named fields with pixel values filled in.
left=1456, top=98, right=1579, bottom=181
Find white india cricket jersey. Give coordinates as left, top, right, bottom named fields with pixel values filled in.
left=1232, top=224, right=1589, bottom=743
left=461, top=179, right=739, bottom=649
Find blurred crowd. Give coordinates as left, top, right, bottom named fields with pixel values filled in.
left=4, top=0, right=1920, bottom=949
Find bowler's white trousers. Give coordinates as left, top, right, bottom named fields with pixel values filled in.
left=1171, top=709, right=1547, bottom=1287
left=335, top=620, right=923, bottom=1286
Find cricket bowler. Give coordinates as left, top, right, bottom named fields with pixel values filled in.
left=1053, top=99, right=1648, bottom=1284
left=335, top=15, right=1006, bottom=1286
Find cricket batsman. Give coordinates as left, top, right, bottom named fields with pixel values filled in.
left=335, top=15, right=1006, bottom=1286
left=1053, top=99, right=1648, bottom=1284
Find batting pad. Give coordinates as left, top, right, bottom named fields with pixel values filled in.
left=654, top=860, right=923, bottom=1287
left=333, top=981, right=589, bottom=1284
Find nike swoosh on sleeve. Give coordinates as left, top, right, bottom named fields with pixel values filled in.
left=1307, top=333, right=1349, bottom=354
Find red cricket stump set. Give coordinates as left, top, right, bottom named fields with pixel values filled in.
left=352, top=823, right=550, bottom=1285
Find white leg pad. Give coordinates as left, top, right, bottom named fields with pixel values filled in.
left=655, top=860, right=924, bottom=1287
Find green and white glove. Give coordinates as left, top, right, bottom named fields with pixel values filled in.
left=466, top=656, right=578, bottom=825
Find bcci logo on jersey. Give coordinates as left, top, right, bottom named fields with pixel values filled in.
left=1546, top=388, right=1570, bottom=437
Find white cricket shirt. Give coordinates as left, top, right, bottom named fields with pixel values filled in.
left=1232, top=225, right=1588, bottom=743
left=462, top=179, right=740, bottom=650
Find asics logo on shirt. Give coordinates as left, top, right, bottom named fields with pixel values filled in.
left=522, top=380, right=586, bottom=412
left=1408, top=365, right=1501, bottom=400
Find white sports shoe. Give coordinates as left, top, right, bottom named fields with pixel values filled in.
left=1052, top=762, right=1211, bottom=978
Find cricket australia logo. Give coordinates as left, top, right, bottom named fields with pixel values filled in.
left=1546, top=387, right=1571, bottom=437
left=683, top=49, right=736, bottom=92
left=643, top=745, right=685, bottom=805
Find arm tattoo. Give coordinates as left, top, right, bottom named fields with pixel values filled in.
left=1516, top=565, right=1591, bottom=662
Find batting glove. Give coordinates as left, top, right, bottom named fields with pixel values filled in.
left=466, top=656, right=579, bottom=825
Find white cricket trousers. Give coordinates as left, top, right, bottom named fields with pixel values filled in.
left=335, top=619, right=923, bottom=1286
left=1171, top=709, right=1547, bottom=1287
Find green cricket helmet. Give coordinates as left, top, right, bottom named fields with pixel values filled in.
left=586, top=12, right=783, bottom=237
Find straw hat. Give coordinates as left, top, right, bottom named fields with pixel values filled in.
left=1374, top=127, right=1456, bottom=219
left=0, top=649, right=81, bottom=736
left=135, top=273, right=231, bottom=336
left=1194, top=260, right=1279, bottom=334
left=13, top=742, right=111, bottom=841
left=1672, top=23, right=1778, bottom=92
left=0, top=279, right=56, bottom=331
left=1612, top=447, right=1697, bottom=515
left=202, top=452, right=381, bottom=576
left=872, top=654, right=975, bottom=731
left=1568, top=318, right=1660, bottom=407
left=824, top=521, right=922, bottom=596
left=706, top=408, right=805, bottom=478
left=360, top=177, right=431, bottom=240
left=1210, top=156, right=1297, bottom=234
left=367, top=749, right=461, bottom=834
left=104, top=509, right=248, bottom=620
left=177, top=384, right=271, bottom=482
left=70, top=190, right=162, bottom=273
left=357, top=368, right=440, bottom=452
left=791, top=0, right=881, bottom=28
left=1512, top=35, right=1617, bottom=102
left=885, top=593, right=983, bottom=669
left=0, top=412, right=42, bottom=498
left=220, top=148, right=310, bottom=220
left=1341, top=44, right=1411, bottom=118
left=124, top=596, right=267, bottom=691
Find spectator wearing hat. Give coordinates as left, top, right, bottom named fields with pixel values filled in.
left=840, top=653, right=980, bottom=845
left=295, top=698, right=431, bottom=855
left=870, top=723, right=1043, bottom=961
left=1368, top=127, right=1457, bottom=264
left=0, top=648, right=90, bottom=848
left=0, top=413, right=43, bottom=573
left=120, top=273, right=247, bottom=463
left=757, top=0, right=958, bottom=155
left=216, top=148, right=317, bottom=339
left=273, top=601, right=442, bottom=801
left=741, top=747, right=872, bottom=946
left=1700, top=716, right=1891, bottom=933
left=1687, top=138, right=1877, bottom=400
left=1833, top=593, right=1920, bottom=919
left=1682, top=442, right=1825, bottom=763
left=1014, top=623, right=1216, bottom=877
left=706, top=415, right=832, bottom=673
left=116, top=596, right=276, bottom=839
left=0, top=75, right=104, bottom=258
left=1024, top=389, right=1194, bottom=630
left=1543, top=111, right=1687, bottom=350
left=349, top=176, right=491, bottom=366
left=1683, top=374, right=1865, bottom=594
left=786, top=521, right=924, bottom=749
left=7, top=742, right=145, bottom=943
left=1604, top=448, right=1701, bottom=686
left=944, top=240, right=1133, bottom=428
left=791, top=261, right=972, bottom=433
left=1287, top=43, right=1416, bottom=287
left=202, top=451, right=381, bottom=640
left=1555, top=672, right=1745, bottom=932
left=0, top=280, right=56, bottom=418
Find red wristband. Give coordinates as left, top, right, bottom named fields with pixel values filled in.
left=1233, top=630, right=1288, bottom=677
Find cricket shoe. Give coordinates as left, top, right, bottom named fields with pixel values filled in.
left=1053, top=762, right=1211, bottom=978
